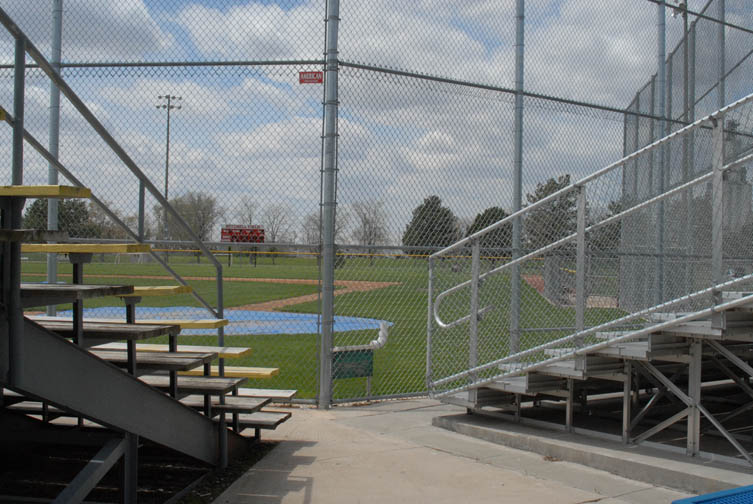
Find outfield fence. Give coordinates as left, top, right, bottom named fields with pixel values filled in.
left=3, top=0, right=753, bottom=404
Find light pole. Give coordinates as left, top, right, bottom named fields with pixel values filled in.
left=156, top=95, right=181, bottom=201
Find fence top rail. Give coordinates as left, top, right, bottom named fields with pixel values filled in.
left=430, top=90, right=753, bottom=259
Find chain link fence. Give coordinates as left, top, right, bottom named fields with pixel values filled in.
left=3, top=0, right=752, bottom=403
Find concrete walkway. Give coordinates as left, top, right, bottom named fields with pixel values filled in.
left=214, top=399, right=691, bottom=504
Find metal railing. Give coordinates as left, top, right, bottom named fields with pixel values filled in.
left=427, top=90, right=753, bottom=398
left=0, top=8, right=226, bottom=347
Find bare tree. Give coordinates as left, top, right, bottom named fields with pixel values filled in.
left=351, top=200, right=388, bottom=265
left=154, top=191, right=224, bottom=242
left=302, top=212, right=321, bottom=246
left=301, top=207, right=351, bottom=246
left=262, top=204, right=294, bottom=265
left=236, top=196, right=259, bottom=226
left=262, top=204, right=293, bottom=243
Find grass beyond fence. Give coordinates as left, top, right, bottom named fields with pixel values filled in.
left=21, top=252, right=625, bottom=400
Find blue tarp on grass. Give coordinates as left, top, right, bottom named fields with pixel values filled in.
left=59, top=306, right=390, bottom=335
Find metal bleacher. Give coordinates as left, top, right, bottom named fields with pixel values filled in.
left=427, top=91, right=753, bottom=469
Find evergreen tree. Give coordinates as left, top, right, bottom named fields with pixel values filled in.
left=402, top=195, right=458, bottom=251
left=466, top=206, right=512, bottom=254
left=524, top=175, right=577, bottom=251
left=23, top=198, right=101, bottom=238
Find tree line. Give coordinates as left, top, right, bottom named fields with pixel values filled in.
left=22, top=175, right=623, bottom=255
left=400, top=175, right=621, bottom=255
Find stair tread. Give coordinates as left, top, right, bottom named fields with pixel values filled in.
left=595, top=331, right=638, bottom=340
left=536, top=359, right=586, bottom=379
left=141, top=374, right=245, bottom=394
left=180, top=395, right=271, bottom=413
left=6, top=401, right=65, bottom=415
left=22, top=243, right=151, bottom=254
left=121, top=285, right=193, bottom=297
left=33, top=318, right=180, bottom=340
left=179, top=366, right=279, bottom=379
left=21, top=284, right=134, bottom=307
left=233, top=411, right=292, bottom=429
left=68, top=317, right=229, bottom=329
left=0, top=229, right=68, bottom=243
left=92, top=342, right=251, bottom=358
left=236, top=388, right=297, bottom=400
left=89, top=349, right=214, bottom=371
left=0, top=184, right=91, bottom=198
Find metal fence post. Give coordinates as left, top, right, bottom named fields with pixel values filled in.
left=710, top=116, right=725, bottom=328
left=426, top=256, right=434, bottom=393
left=318, top=0, right=340, bottom=409
left=655, top=3, right=666, bottom=307
left=718, top=0, right=725, bottom=109
left=46, top=0, right=63, bottom=316
left=686, top=21, right=696, bottom=297
left=12, top=37, right=25, bottom=186
left=138, top=181, right=145, bottom=240
left=469, top=240, right=480, bottom=402
left=510, top=0, right=525, bottom=355
left=575, top=185, right=586, bottom=370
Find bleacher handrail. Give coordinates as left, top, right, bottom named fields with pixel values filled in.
left=427, top=89, right=753, bottom=397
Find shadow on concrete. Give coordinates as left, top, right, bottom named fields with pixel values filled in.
left=218, top=441, right=316, bottom=504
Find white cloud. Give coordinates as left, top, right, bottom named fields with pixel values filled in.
left=0, top=0, right=173, bottom=62
left=176, top=2, right=322, bottom=60
left=100, top=78, right=232, bottom=117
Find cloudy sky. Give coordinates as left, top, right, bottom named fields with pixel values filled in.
left=0, top=0, right=748, bottom=244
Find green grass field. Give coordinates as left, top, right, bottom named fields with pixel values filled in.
left=22, top=252, right=626, bottom=400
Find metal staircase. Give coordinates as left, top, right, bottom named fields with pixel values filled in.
left=1, top=188, right=256, bottom=501
left=427, top=91, right=753, bottom=466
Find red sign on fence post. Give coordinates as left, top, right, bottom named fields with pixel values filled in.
left=299, top=71, right=324, bottom=84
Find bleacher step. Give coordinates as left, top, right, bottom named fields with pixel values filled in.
left=231, top=411, right=292, bottom=431
left=121, top=285, right=193, bottom=297
left=236, top=388, right=297, bottom=401
left=0, top=229, right=67, bottom=242
left=93, top=342, right=250, bottom=358
left=141, top=375, right=245, bottom=395
left=179, top=366, right=279, bottom=379
left=0, top=184, right=91, bottom=198
left=22, top=243, right=151, bottom=254
left=486, top=376, right=567, bottom=396
left=180, top=395, right=270, bottom=414
left=5, top=401, right=65, bottom=416
left=33, top=318, right=180, bottom=341
left=89, top=349, right=215, bottom=372
left=21, top=284, right=134, bottom=308
left=76, top=317, right=229, bottom=329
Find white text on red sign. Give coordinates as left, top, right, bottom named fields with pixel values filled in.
left=299, top=71, right=324, bottom=84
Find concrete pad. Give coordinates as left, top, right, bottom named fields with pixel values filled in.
left=216, top=408, right=602, bottom=504
left=215, top=399, right=696, bottom=504
left=433, top=411, right=753, bottom=495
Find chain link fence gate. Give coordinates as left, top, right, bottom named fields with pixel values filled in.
left=2, top=0, right=752, bottom=405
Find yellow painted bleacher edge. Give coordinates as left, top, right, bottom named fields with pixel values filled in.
left=0, top=185, right=91, bottom=198
left=179, top=366, right=279, bottom=379
left=138, top=318, right=229, bottom=329
left=22, top=243, right=151, bottom=254
left=122, top=285, right=193, bottom=297
left=29, top=315, right=228, bottom=330
left=91, top=342, right=251, bottom=359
